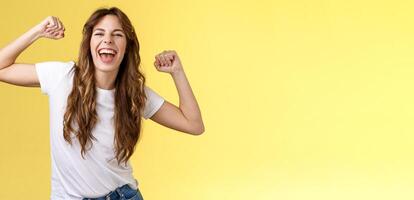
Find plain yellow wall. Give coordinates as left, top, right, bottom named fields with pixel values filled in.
left=1, top=0, right=414, bottom=199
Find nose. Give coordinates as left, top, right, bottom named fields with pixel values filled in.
left=103, top=35, right=113, bottom=44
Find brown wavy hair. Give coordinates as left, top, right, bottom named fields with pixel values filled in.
left=63, top=7, right=146, bottom=165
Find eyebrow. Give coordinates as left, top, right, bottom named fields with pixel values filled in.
left=93, top=28, right=124, bottom=33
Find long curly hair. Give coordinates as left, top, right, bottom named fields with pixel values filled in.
left=63, top=7, right=146, bottom=165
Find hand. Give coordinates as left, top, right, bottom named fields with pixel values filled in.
left=154, top=50, right=183, bottom=75
left=33, top=16, right=65, bottom=40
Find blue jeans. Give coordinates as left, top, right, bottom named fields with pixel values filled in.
left=82, top=184, right=144, bottom=200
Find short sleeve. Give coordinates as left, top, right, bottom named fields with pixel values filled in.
left=143, top=86, right=165, bottom=119
left=35, top=61, right=75, bottom=95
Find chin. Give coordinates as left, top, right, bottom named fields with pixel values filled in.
left=94, top=64, right=120, bottom=73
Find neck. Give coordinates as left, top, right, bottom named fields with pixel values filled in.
left=95, top=69, right=118, bottom=90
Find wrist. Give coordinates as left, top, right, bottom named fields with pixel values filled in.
left=28, top=25, right=43, bottom=41
left=170, top=69, right=185, bottom=78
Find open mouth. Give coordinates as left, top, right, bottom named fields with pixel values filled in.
left=98, top=48, right=117, bottom=64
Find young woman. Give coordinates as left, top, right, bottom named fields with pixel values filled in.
left=0, top=7, right=204, bottom=200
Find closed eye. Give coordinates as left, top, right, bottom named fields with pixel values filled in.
left=93, top=33, right=123, bottom=37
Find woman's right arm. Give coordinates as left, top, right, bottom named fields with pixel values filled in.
left=0, top=16, right=65, bottom=87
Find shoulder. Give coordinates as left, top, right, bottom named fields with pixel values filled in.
left=35, top=60, right=75, bottom=72
left=35, top=60, right=76, bottom=95
left=143, top=86, right=165, bottom=119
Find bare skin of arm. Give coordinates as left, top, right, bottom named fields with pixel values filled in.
left=0, top=16, right=65, bottom=87
left=150, top=50, right=205, bottom=135
left=1, top=18, right=205, bottom=135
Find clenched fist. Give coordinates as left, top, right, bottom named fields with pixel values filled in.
left=154, top=50, right=183, bottom=75
left=33, top=16, right=65, bottom=40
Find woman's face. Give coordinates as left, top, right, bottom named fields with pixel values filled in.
left=90, top=15, right=127, bottom=73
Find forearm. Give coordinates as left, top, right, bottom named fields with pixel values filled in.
left=171, top=70, right=204, bottom=129
left=0, top=27, right=41, bottom=70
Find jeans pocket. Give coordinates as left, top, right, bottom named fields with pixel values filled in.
left=124, top=188, right=144, bottom=200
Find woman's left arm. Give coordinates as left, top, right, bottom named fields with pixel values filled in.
left=150, top=50, right=205, bottom=135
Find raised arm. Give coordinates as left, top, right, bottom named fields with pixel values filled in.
left=0, top=16, right=65, bottom=87
left=150, top=50, right=205, bottom=135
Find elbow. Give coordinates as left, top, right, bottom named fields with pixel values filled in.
left=190, top=122, right=205, bottom=136
left=195, top=125, right=205, bottom=136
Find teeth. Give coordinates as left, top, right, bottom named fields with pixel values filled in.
left=98, top=49, right=116, bottom=55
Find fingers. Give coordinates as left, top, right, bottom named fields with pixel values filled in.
left=154, top=58, right=161, bottom=67
left=163, top=53, right=173, bottom=65
left=54, top=17, right=64, bottom=33
left=159, top=54, right=168, bottom=66
left=44, top=16, right=65, bottom=38
left=55, top=19, right=64, bottom=37
left=154, top=60, right=161, bottom=71
left=45, top=16, right=57, bottom=30
left=54, top=19, right=61, bottom=37
left=155, top=50, right=175, bottom=67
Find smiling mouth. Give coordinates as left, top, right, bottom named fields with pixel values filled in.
left=98, top=48, right=117, bottom=64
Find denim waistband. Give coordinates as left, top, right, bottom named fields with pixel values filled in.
left=83, top=184, right=133, bottom=200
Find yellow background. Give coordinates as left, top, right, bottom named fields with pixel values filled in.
left=1, top=0, right=414, bottom=199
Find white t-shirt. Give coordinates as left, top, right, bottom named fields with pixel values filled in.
left=35, top=61, right=165, bottom=200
